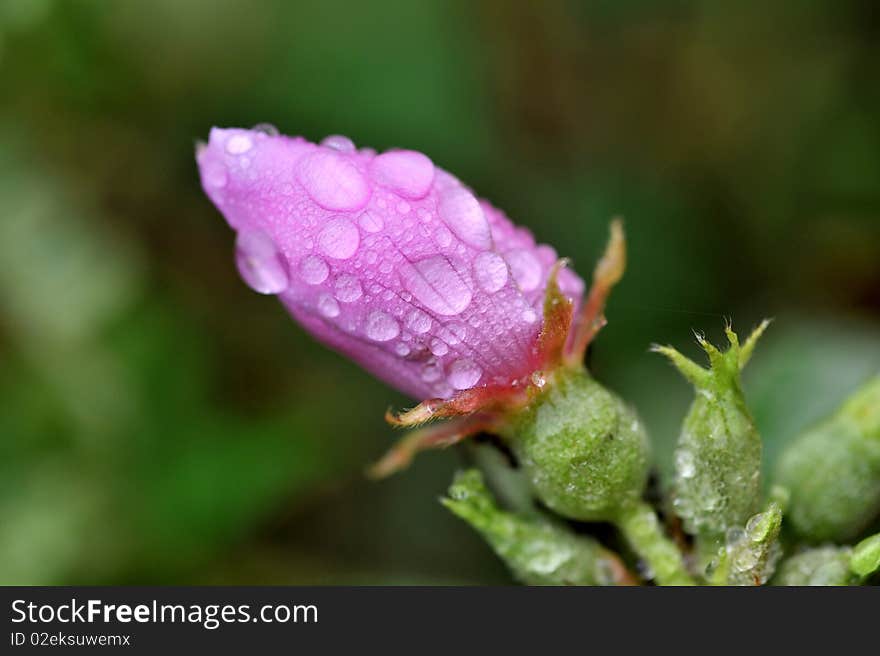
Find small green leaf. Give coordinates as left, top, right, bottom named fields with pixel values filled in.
left=850, top=533, right=880, bottom=579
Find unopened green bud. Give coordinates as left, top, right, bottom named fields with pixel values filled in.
left=653, top=322, right=769, bottom=557
left=774, top=375, right=880, bottom=543
left=504, top=367, right=650, bottom=522
left=773, top=546, right=855, bottom=586
left=849, top=532, right=880, bottom=580
left=707, top=502, right=782, bottom=586
left=442, top=469, right=631, bottom=585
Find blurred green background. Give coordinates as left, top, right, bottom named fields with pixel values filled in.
left=1, top=0, right=878, bottom=584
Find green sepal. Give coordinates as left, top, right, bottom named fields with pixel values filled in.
left=442, top=469, right=631, bottom=586
left=706, top=501, right=782, bottom=585
left=653, top=321, right=769, bottom=559
left=774, top=375, right=880, bottom=543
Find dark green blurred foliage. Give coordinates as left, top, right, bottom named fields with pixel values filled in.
left=0, top=0, right=878, bottom=584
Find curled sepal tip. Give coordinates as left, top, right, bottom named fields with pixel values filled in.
left=442, top=469, right=636, bottom=586
left=564, top=218, right=626, bottom=366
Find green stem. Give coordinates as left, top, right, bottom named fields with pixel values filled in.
left=614, top=501, right=694, bottom=586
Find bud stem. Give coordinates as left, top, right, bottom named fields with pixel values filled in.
left=614, top=502, right=695, bottom=585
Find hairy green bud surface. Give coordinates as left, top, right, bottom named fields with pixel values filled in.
left=849, top=532, right=880, bottom=580
left=774, top=375, right=880, bottom=543
left=504, top=367, right=650, bottom=522
left=442, top=469, right=630, bottom=585
left=653, top=322, right=768, bottom=557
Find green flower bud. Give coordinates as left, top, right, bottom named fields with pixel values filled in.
left=442, top=469, right=633, bottom=585
left=706, top=502, right=782, bottom=586
left=653, top=322, right=769, bottom=556
left=504, top=367, right=650, bottom=522
left=773, top=547, right=854, bottom=586
left=774, top=375, right=880, bottom=543
left=849, top=532, right=880, bottom=580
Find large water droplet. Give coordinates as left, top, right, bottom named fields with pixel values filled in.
left=473, top=252, right=508, bottom=293
left=298, top=150, right=369, bottom=211
left=370, top=150, right=435, bottom=199
left=438, top=186, right=492, bottom=249
left=358, top=211, right=384, bottom=233
left=334, top=274, right=363, bottom=302
left=448, top=358, right=482, bottom=390
left=365, top=310, right=400, bottom=342
left=400, top=255, right=472, bottom=316
left=505, top=249, right=542, bottom=291
left=321, top=135, right=356, bottom=152
left=318, top=217, right=360, bottom=259
left=406, top=309, right=432, bottom=334
left=235, top=229, right=289, bottom=294
left=318, top=293, right=340, bottom=318
left=225, top=134, right=253, bottom=154
left=299, top=254, right=329, bottom=285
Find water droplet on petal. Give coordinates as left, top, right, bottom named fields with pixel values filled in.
left=473, top=252, right=508, bottom=293
left=370, top=150, right=435, bottom=199
left=448, top=358, right=482, bottom=390
left=505, top=249, right=542, bottom=291
left=318, top=217, right=360, bottom=259
left=334, top=274, right=363, bottom=302
left=430, top=339, right=449, bottom=356
left=321, top=135, right=356, bottom=152
left=235, top=230, right=289, bottom=294
left=395, top=342, right=411, bottom=357
left=225, top=134, right=253, bottom=154
left=406, top=309, right=432, bottom=334
left=421, top=361, right=444, bottom=383
left=299, top=254, right=329, bottom=285
left=318, top=293, right=340, bottom=318
left=365, top=310, right=400, bottom=342
left=400, top=255, right=472, bottom=316
left=433, top=226, right=453, bottom=247
left=522, top=308, right=538, bottom=323
left=298, top=150, right=369, bottom=211
left=358, top=211, right=384, bottom=233
left=438, top=186, right=492, bottom=249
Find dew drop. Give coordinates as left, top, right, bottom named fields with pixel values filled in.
left=365, top=311, right=400, bottom=342
left=473, top=252, right=508, bottom=293
left=434, top=226, right=453, bottom=247
left=430, top=339, right=449, bottom=356
left=298, top=150, right=369, bottom=211
left=395, top=342, right=411, bottom=357
left=505, top=249, right=542, bottom=292
left=358, top=211, right=384, bottom=233
left=448, top=358, right=482, bottom=390
left=299, top=254, right=329, bottom=285
left=438, top=186, right=492, bottom=249
left=321, top=135, right=356, bottom=152
left=400, top=255, right=472, bottom=316
left=318, top=293, right=340, bottom=318
left=225, top=134, right=253, bottom=154
left=334, top=274, right=363, bottom=302
left=676, top=450, right=696, bottom=479
left=370, top=150, right=435, bottom=199
left=421, top=361, right=444, bottom=383
left=234, top=230, right=289, bottom=294
left=318, top=217, right=360, bottom=259
left=406, top=309, right=432, bottom=334
left=522, top=308, right=538, bottom=323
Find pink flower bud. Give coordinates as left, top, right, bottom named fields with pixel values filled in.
left=197, top=127, right=584, bottom=400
